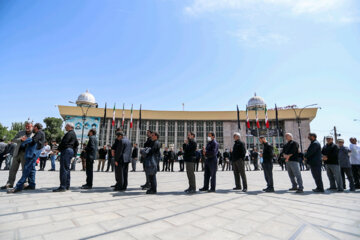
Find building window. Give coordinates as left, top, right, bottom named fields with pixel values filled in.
left=196, top=121, right=204, bottom=149
left=148, top=120, right=156, bottom=133
left=139, top=121, right=147, bottom=147
left=177, top=121, right=185, bottom=150
left=187, top=121, right=194, bottom=133
left=168, top=121, right=175, bottom=148
left=158, top=120, right=166, bottom=147
left=216, top=121, right=223, bottom=150
left=205, top=121, right=213, bottom=134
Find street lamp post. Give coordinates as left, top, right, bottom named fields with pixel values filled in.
left=291, top=104, right=319, bottom=153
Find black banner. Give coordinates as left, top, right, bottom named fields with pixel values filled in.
left=248, top=128, right=283, bottom=137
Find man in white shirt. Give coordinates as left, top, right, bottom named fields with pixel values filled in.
left=39, top=141, right=51, bottom=171
left=349, top=138, right=360, bottom=189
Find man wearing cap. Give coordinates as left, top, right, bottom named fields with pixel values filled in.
left=349, top=138, right=360, bottom=189
left=231, top=132, right=247, bottom=192
left=281, top=133, right=304, bottom=193
left=259, top=136, right=274, bottom=192
left=322, top=136, right=343, bottom=191
left=338, top=139, right=355, bottom=191
left=1, top=121, right=34, bottom=190
left=304, top=133, right=324, bottom=192
left=8, top=123, right=45, bottom=193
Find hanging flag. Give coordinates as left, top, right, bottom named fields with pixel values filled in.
left=138, top=104, right=142, bottom=130
left=246, top=106, right=250, bottom=128
left=112, top=103, right=116, bottom=126
left=236, top=105, right=241, bottom=131
left=265, top=106, right=270, bottom=128
left=121, top=103, right=125, bottom=128
left=130, top=104, right=134, bottom=128
left=275, top=104, right=279, bottom=131
left=256, top=108, right=260, bottom=128
left=102, top=102, right=107, bottom=127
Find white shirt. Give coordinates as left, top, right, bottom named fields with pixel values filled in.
left=40, top=145, right=51, bottom=158
left=349, top=143, right=360, bottom=165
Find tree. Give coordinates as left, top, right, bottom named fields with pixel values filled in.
left=43, top=117, right=64, bottom=143
left=0, top=123, right=8, bottom=140
left=11, top=122, right=25, bottom=132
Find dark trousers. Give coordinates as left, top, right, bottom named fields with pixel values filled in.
left=39, top=157, right=47, bottom=169
left=162, top=160, right=169, bottom=171
left=169, top=161, right=174, bottom=171
left=86, top=159, right=94, bottom=187
left=310, top=164, right=324, bottom=190
left=203, top=158, right=217, bottom=190
left=253, top=161, right=259, bottom=170
left=106, top=158, right=114, bottom=172
left=186, top=162, right=196, bottom=190
left=148, top=174, right=157, bottom=192
left=341, top=167, right=355, bottom=190
left=115, top=162, right=129, bottom=190
left=351, top=165, right=360, bottom=187
left=179, top=161, right=184, bottom=171
left=195, top=161, right=199, bottom=172
left=262, top=162, right=273, bottom=189
left=232, top=160, right=247, bottom=189
left=60, top=148, right=74, bottom=190
left=143, top=161, right=150, bottom=186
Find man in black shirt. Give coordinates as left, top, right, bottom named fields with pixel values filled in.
left=281, top=133, right=303, bottom=193
left=143, top=132, right=161, bottom=194
left=259, top=136, right=274, bottom=192
left=231, top=133, right=247, bottom=192
left=183, top=132, right=197, bottom=193
left=53, top=123, right=79, bottom=192
left=322, top=136, right=343, bottom=191
left=251, top=149, right=259, bottom=170
left=162, top=147, right=170, bottom=172
left=131, top=143, right=138, bottom=172
left=141, top=130, right=152, bottom=190
left=82, top=129, right=98, bottom=189
left=98, top=145, right=107, bottom=172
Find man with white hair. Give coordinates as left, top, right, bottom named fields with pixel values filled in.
left=281, top=133, right=304, bottom=193
left=349, top=138, right=360, bottom=189
left=53, top=122, right=79, bottom=192
left=322, top=136, right=343, bottom=192
left=231, top=132, right=247, bottom=192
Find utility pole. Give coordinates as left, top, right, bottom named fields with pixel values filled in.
left=333, top=126, right=341, bottom=143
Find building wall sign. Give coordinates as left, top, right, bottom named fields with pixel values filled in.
left=65, top=115, right=101, bottom=142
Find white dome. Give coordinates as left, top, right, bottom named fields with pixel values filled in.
left=247, top=93, right=266, bottom=110
left=76, top=90, right=97, bottom=106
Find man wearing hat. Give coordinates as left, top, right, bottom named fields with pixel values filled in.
left=8, top=123, right=45, bottom=193
left=338, top=139, right=355, bottom=191
left=322, top=136, right=343, bottom=191
left=304, top=133, right=324, bottom=192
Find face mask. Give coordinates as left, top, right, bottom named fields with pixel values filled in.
left=207, top=137, right=212, bottom=142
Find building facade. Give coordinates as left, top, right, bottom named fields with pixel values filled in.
left=58, top=92, right=317, bottom=152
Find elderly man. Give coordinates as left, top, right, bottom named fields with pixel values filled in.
left=349, top=138, right=360, bottom=189
left=259, top=136, right=274, bottom=192
left=8, top=123, right=45, bottom=193
left=338, top=139, right=355, bottom=191
left=53, top=123, right=79, bottom=192
left=231, top=132, right=247, bottom=192
left=281, top=133, right=304, bottom=193
left=112, top=131, right=132, bottom=191
left=81, top=129, right=98, bottom=189
left=322, top=136, right=343, bottom=191
left=1, top=121, right=34, bottom=190
left=304, top=133, right=324, bottom=192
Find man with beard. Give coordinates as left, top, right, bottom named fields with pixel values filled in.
left=259, top=136, right=274, bottom=192
left=1, top=121, right=33, bottom=190
left=183, top=132, right=197, bottom=194
left=322, top=136, right=343, bottom=192
left=81, top=129, right=98, bottom=189
left=304, top=133, right=324, bottom=192
left=231, top=133, right=247, bottom=192
left=8, top=123, right=45, bottom=193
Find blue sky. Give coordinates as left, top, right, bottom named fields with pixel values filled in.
left=0, top=0, right=360, bottom=144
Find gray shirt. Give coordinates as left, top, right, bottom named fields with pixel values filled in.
left=338, top=146, right=351, bottom=168
left=12, top=130, right=33, bottom=158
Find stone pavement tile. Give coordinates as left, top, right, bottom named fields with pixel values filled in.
left=235, top=203, right=263, bottom=212
left=0, top=230, right=16, bottom=240
left=243, top=211, right=275, bottom=223
left=51, top=209, right=95, bottom=221
left=93, top=203, right=130, bottom=214
left=294, top=214, right=332, bottom=228
left=73, top=212, right=121, bottom=226
left=164, top=212, right=203, bottom=226
left=192, top=206, right=224, bottom=217
left=192, top=216, right=232, bottom=231
left=239, top=232, right=279, bottom=240
left=224, top=218, right=260, bottom=235
left=272, top=214, right=302, bottom=227
left=256, top=221, right=298, bottom=239
left=138, top=208, right=176, bottom=221
left=155, top=225, right=204, bottom=240
left=305, top=211, right=356, bottom=226
left=42, top=223, right=106, bottom=240
left=25, top=206, right=73, bottom=218
left=217, top=209, right=248, bottom=220
left=296, top=226, right=333, bottom=240
left=168, top=203, right=200, bottom=213
left=0, top=212, right=25, bottom=224
left=0, top=215, right=52, bottom=232
left=115, top=206, right=153, bottom=217
left=16, top=202, right=59, bottom=212
left=98, top=215, right=146, bottom=231
left=195, top=229, right=243, bottom=240
left=91, top=231, right=137, bottom=240
left=18, top=220, right=75, bottom=239
left=319, top=227, right=360, bottom=240
left=125, top=220, right=173, bottom=239
left=329, top=223, right=360, bottom=236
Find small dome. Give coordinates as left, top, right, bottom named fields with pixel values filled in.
left=76, top=90, right=97, bottom=106
left=247, top=93, right=266, bottom=110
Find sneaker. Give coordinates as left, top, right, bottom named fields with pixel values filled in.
left=289, top=187, right=298, bottom=191
left=53, top=188, right=66, bottom=192
left=199, top=188, right=208, bottom=192
left=24, top=185, right=36, bottom=190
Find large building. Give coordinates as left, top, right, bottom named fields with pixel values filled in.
left=58, top=91, right=318, bottom=152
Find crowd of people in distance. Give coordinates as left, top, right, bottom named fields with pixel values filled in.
left=1, top=121, right=360, bottom=194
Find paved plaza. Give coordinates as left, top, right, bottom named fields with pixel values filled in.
left=0, top=163, right=359, bottom=240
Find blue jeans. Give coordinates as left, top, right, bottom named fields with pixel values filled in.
left=50, top=155, right=56, bottom=170
left=15, top=150, right=41, bottom=190
left=59, top=148, right=74, bottom=190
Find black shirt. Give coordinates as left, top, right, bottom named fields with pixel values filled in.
left=58, top=130, right=79, bottom=154
left=231, top=140, right=246, bottom=161
left=322, top=143, right=339, bottom=165
left=132, top=147, right=138, bottom=158
left=262, top=142, right=274, bottom=163
left=183, top=139, right=197, bottom=162
left=282, top=140, right=299, bottom=161
left=98, top=148, right=107, bottom=159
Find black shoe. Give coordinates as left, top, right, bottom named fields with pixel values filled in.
left=312, top=188, right=324, bottom=193
left=208, top=189, right=216, bottom=193
left=113, top=187, right=121, bottom=191
left=53, top=188, right=66, bottom=192
left=199, top=188, right=208, bottom=192
left=119, top=188, right=126, bottom=192
left=242, top=188, right=247, bottom=192
left=111, top=185, right=116, bottom=188
left=263, top=188, right=269, bottom=191
left=265, top=188, right=274, bottom=192
left=350, top=188, right=356, bottom=192
left=146, top=190, right=156, bottom=194
left=7, top=188, right=21, bottom=194
left=24, top=185, right=35, bottom=190
left=233, top=187, right=242, bottom=190
left=48, top=169, right=55, bottom=171
left=289, top=187, right=298, bottom=191
left=295, top=189, right=304, bottom=193
left=337, top=189, right=344, bottom=192
left=326, top=188, right=337, bottom=191
left=1, top=184, right=12, bottom=190
left=184, top=188, right=190, bottom=193
left=81, top=185, right=92, bottom=189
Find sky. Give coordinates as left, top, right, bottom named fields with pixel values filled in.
left=0, top=0, right=360, bottom=145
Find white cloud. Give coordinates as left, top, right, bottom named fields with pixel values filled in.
left=233, top=29, right=290, bottom=45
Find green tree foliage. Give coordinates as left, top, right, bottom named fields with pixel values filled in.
left=43, top=117, right=64, bottom=143
left=11, top=122, right=25, bottom=132
left=0, top=123, right=17, bottom=141
left=0, top=123, right=8, bottom=140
